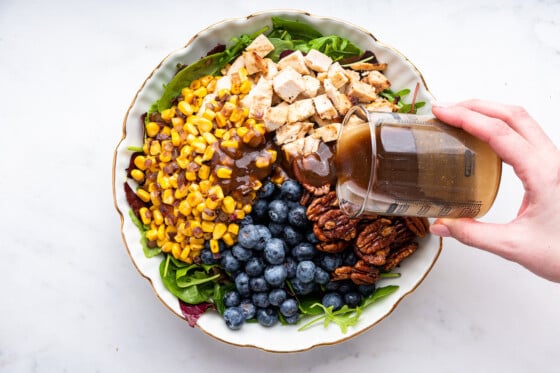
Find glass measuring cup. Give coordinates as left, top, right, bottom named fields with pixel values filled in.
left=335, top=106, right=502, bottom=218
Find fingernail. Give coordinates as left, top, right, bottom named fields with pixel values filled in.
left=430, top=223, right=451, bottom=237
left=431, top=101, right=454, bottom=108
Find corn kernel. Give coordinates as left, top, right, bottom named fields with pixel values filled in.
left=216, top=165, right=232, bottom=179
left=152, top=209, right=164, bottom=225
left=184, top=122, right=199, bottom=136
left=190, top=79, right=201, bottom=90
left=193, top=116, right=213, bottom=133
left=236, top=126, right=249, bottom=138
left=239, top=80, right=252, bottom=94
left=214, top=128, right=226, bottom=138
left=202, top=109, right=216, bottom=121
left=228, top=223, right=239, bottom=235
left=139, top=207, right=152, bottom=225
left=178, top=200, right=192, bottom=216
left=171, top=244, right=182, bottom=259
left=130, top=168, right=144, bottom=182
left=182, top=89, right=194, bottom=104
left=221, top=196, right=236, bottom=214
left=202, top=132, right=217, bottom=145
left=162, top=189, right=174, bottom=204
left=157, top=224, right=166, bottom=241
left=222, top=232, right=235, bottom=246
left=161, top=107, right=176, bottom=121
left=209, top=239, right=220, bottom=254
left=201, top=221, right=215, bottom=233
left=199, top=180, right=211, bottom=194
left=133, top=155, right=146, bottom=170
left=179, top=247, right=191, bottom=261
left=149, top=141, right=161, bottom=156
left=145, top=229, right=158, bottom=242
left=190, top=139, right=207, bottom=154
left=207, top=78, right=217, bottom=93
left=215, top=112, right=227, bottom=128
left=176, top=156, right=189, bottom=169
left=146, top=122, right=160, bottom=137
left=171, top=117, right=184, bottom=128
left=243, top=203, right=252, bottom=214
left=220, top=139, right=239, bottom=149
left=211, top=223, right=227, bottom=240
left=193, top=87, right=207, bottom=98
left=186, top=191, right=204, bottom=207
left=136, top=188, right=150, bottom=203
left=200, top=75, right=213, bottom=87
left=208, top=185, right=224, bottom=200
left=161, top=241, right=174, bottom=253
left=255, top=156, right=270, bottom=169
left=159, top=151, right=172, bottom=163
left=198, top=165, right=210, bottom=180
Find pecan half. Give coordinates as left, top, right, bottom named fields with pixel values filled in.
left=355, top=246, right=390, bottom=266
left=313, top=209, right=359, bottom=241
left=383, top=242, right=419, bottom=271
left=355, top=218, right=397, bottom=254
left=306, top=191, right=338, bottom=221
left=332, top=260, right=380, bottom=285
left=316, top=240, right=349, bottom=253
left=403, top=217, right=430, bottom=238
left=302, top=182, right=331, bottom=196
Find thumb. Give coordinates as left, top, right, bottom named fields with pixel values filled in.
left=430, top=218, right=519, bottom=261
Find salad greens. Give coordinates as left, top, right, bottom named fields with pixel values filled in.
left=298, top=285, right=399, bottom=333
left=133, top=16, right=424, bottom=333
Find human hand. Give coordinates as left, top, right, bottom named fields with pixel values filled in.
left=430, top=100, right=560, bottom=282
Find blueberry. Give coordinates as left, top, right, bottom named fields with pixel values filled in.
left=199, top=248, right=216, bottom=264
left=322, top=292, right=344, bottom=311
left=232, top=244, right=252, bottom=262
left=220, top=250, right=240, bottom=273
left=268, top=222, right=284, bottom=237
left=291, top=242, right=316, bottom=262
left=259, top=181, right=277, bottom=200
left=252, top=292, right=270, bottom=308
left=264, top=238, right=286, bottom=265
left=239, top=298, right=256, bottom=319
left=344, top=291, right=363, bottom=308
left=284, top=313, right=299, bottom=325
left=357, top=284, right=376, bottom=297
left=245, top=257, right=265, bottom=277
left=264, top=264, right=287, bottom=287
left=234, top=272, right=250, bottom=296
left=223, top=290, right=241, bottom=307
left=305, top=230, right=320, bottom=244
left=314, top=267, right=330, bottom=285
left=223, top=307, right=245, bottom=330
left=337, top=280, right=355, bottom=295
left=290, top=278, right=316, bottom=295
left=238, top=224, right=259, bottom=249
left=325, top=281, right=340, bottom=292
left=268, top=288, right=287, bottom=306
left=283, top=225, right=303, bottom=247
left=249, top=276, right=269, bottom=292
left=317, top=253, right=342, bottom=272
left=296, top=260, right=316, bottom=283
left=239, top=215, right=254, bottom=226
left=253, top=225, right=271, bottom=251
left=279, top=298, right=298, bottom=317
left=288, top=205, right=308, bottom=227
left=256, top=307, right=279, bottom=327
left=268, top=200, right=289, bottom=223
left=343, top=250, right=358, bottom=266
left=252, top=199, right=269, bottom=222
left=280, top=179, right=303, bottom=202
left=284, top=257, right=297, bottom=278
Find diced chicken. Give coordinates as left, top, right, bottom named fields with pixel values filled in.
left=327, top=62, right=349, bottom=89
left=312, top=113, right=334, bottom=127
left=365, top=99, right=398, bottom=112
left=281, top=138, right=306, bottom=161
left=277, top=50, right=310, bottom=75
left=344, top=69, right=361, bottom=83
left=246, top=34, right=275, bottom=57
left=227, top=55, right=245, bottom=75
left=313, top=94, right=338, bottom=120
left=249, top=78, right=273, bottom=120
left=275, top=122, right=314, bottom=145
left=243, top=51, right=268, bottom=76
left=316, top=71, right=327, bottom=82
left=263, top=58, right=278, bottom=80
left=301, top=75, right=321, bottom=98
left=362, top=70, right=391, bottom=92
left=263, top=102, right=289, bottom=132
left=215, top=75, right=231, bottom=92
left=302, top=136, right=321, bottom=154
left=288, top=98, right=315, bottom=123
left=272, top=66, right=305, bottom=103
left=346, top=80, right=378, bottom=102
left=196, top=93, right=216, bottom=116
left=323, top=78, right=352, bottom=115
left=348, top=62, right=388, bottom=71
left=311, top=123, right=341, bottom=143
left=304, top=49, right=333, bottom=72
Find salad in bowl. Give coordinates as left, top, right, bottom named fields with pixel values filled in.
left=113, top=10, right=441, bottom=352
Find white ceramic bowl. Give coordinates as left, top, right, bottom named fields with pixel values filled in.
left=113, top=10, right=442, bottom=352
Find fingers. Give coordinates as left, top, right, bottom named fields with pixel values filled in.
left=430, top=218, right=522, bottom=263
left=432, top=103, right=534, bottom=169
left=457, top=99, right=552, bottom=147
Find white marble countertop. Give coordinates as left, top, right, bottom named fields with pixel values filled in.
left=1, top=0, right=559, bottom=371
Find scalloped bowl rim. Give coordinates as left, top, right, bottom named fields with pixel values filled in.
left=112, top=9, right=442, bottom=353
